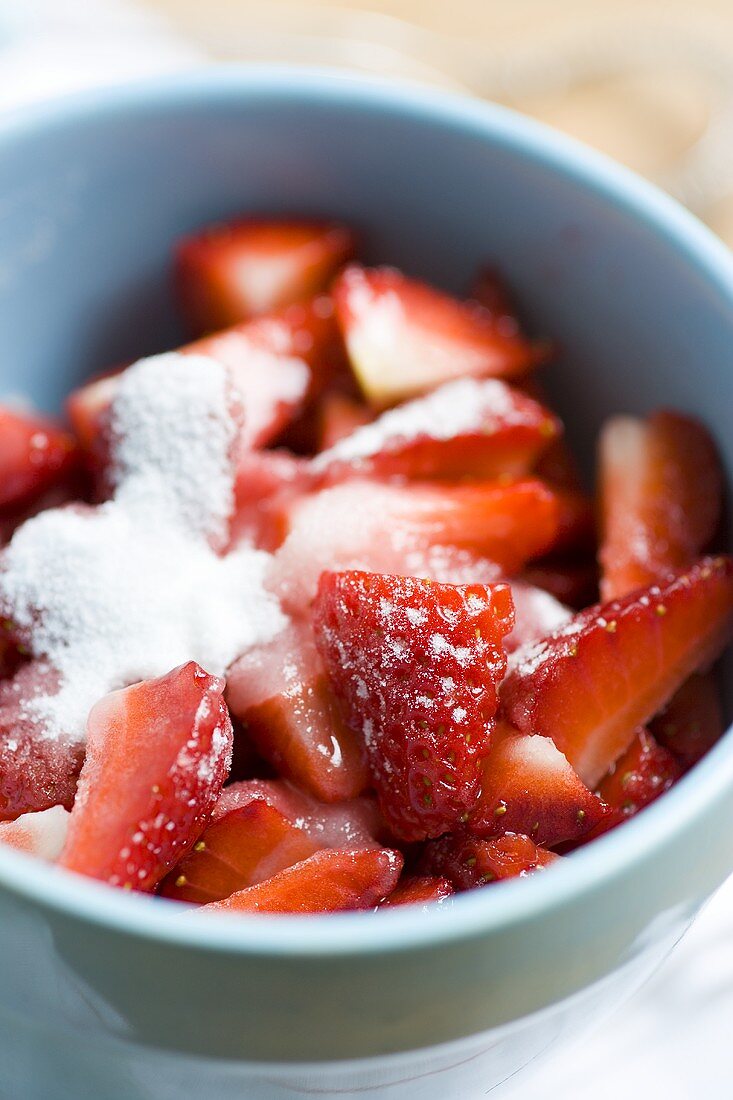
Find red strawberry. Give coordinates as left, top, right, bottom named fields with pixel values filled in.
left=650, top=672, right=724, bottom=769
left=505, top=581, right=572, bottom=653
left=419, top=831, right=558, bottom=890
left=160, top=799, right=319, bottom=904
left=596, top=728, right=681, bottom=823
left=0, top=804, right=69, bottom=861
left=521, top=558, right=599, bottom=610
left=379, top=875, right=454, bottom=907
left=311, top=378, right=560, bottom=483
left=0, top=661, right=83, bottom=819
left=230, top=449, right=311, bottom=549
left=60, top=662, right=233, bottom=891
left=201, top=847, right=403, bottom=914
left=313, top=571, right=514, bottom=841
left=0, top=406, right=77, bottom=511
left=502, top=556, right=733, bottom=787
left=317, top=393, right=373, bottom=451
left=599, top=412, right=723, bottom=601
left=333, top=265, right=545, bottom=408
left=268, top=478, right=560, bottom=615
left=225, top=617, right=369, bottom=802
left=175, top=218, right=356, bottom=334
left=468, top=731, right=607, bottom=846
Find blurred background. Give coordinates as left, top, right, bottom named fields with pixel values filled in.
left=2, top=2, right=732, bottom=1097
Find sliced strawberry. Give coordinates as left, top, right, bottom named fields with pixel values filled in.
left=60, top=662, right=233, bottom=891
left=599, top=412, right=723, bottom=601
left=502, top=556, right=733, bottom=787
left=521, top=558, right=599, bottom=610
left=468, top=732, right=607, bottom=847
left=333, top=265, right=545, bottom=408
left=649, top=672, right=724, bottom=769
left=160, top=799, right=318, bottom=904
left=0, top=661, right=83, bottom=820
left=317, top=393, right=373, bottom=451
left=269, top=478, right=560, bottom=614
left=201, top=847, right=403, bottom=914
left=225, top=617, right=369, bottom=802
left=505, top=581, right=572, bottom=653
left=596, top=728, right=681, bottom=823
left=419, top=832, right=558, bottom=890
left=379, top=875, right=454, bottom=907
left=0, top=406, right=77, bottom=511
left=175, top=218, right=356, bottom=334
left=313, top=571, right=514, bottom=841
left=231, top=449, right=311, bottom=549
left=311, top=378, right=560, bottom=483
left=0, top=804, right=69, bottom=861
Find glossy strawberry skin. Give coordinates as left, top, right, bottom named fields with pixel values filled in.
left=0, top=406, right=78, bottom=511
left=60, top=662, right=233, bottom=891
left=379, top=875, right=454, bottom=907
left=202, top=847, right=403, bottom=914
left=175, top=218, right=356, bottom=334
left=420, top=831, right=558, bottom=890
left=599, top=412, right=723, bottom=601
left=314, top=571, right=514, bottom=841
left=597, top=728, right=681, bottom=820
left=333, top=265, right=545, bottom=408
left=502, top=556, right=733, bottom=787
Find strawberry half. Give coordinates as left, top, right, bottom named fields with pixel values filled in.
left=201, top=847, right=403, bottom=914
left=225, top=617, right=369, bottom=802
left=60, top=662, right=233, bottom=891
left=311, top=378, right=560, bottom=483
left=419, top=831, right=558, bottom=890
left=333, top=265, right=544, bottom=408
left=175, top=218, right=356, bottom=334
left=313, top=571, right=514, bottom=841
left=502, top=556, right=733, bottom=787
left=379, top=875, right=454, bottom=908
left=0, top=661, right=83, bottom=820
left=596, top=728, right=681, bottom=825
left=0, top=406, right=77, bottom=511
left=599, top=412, right=723, bottom=601
left=649, top=672, right=724, bottom=769
left=469, top=731, right=607, bottom=846
left=0, top=804, right=69, bottom=861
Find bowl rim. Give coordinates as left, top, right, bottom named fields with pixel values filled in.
left=1, top=63, right=733, bottom=958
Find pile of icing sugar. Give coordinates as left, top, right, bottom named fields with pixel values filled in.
left=312, top=377, right=531, bottom=468
left=0, top=351, right=286, bottom=742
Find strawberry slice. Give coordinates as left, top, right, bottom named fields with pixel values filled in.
left=201, top=847, right=403, bottom=914
left=502, top=556, right=733, bottom=787
left=225, top=617, right=369, bottom=802
left=419, top=832, right=558, bottom=890
left=596, top=728, right=681, bottom=824
left=0, top=804, right=69, bottom=861
left=468, top=731, right=607, bottom=847
left=0, top=406, right=77, bottom=511
left=317, top=393, right=373, bottom=451
left=269, top=478, right=560, bottom=614
left=505, top=581, right=572, bottom=653
left=0, top=661, right=83, bottom=820
left=231, top=449, right=311, bottom=549
left=649, top=672, right=724, bottom=769
left=379, top=875, right=454, bottom=908
left=333, top=265, right=544, bottom=408
left=175, top=218, right=356, bottom=334
left=311, top=378, right=560, bottom=483
left=313, top=571, right=514, bottom=841
left=599, top=412, right=723, bottom=601
left=160, top=799, right=319, bottom=904
left=60, top=662, right=233, bottom=891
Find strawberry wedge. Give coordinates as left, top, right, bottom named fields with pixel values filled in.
left=61, top=662, right=233, bottom=891
left=597, top=728, right=681, bottom=823
left=420, top=832, right=558, bottom=890
left=175, top=218, right=356, bottom=333
left=0, top=804, right=70, bottom=861
left=379, top=875, right=454, bottom=908
left=201, top=847, right=403, bottom=914
left=314, top=571, right=514, bottom=840
left=502, top=556, right=733, bottom=787
left=333, top=265, right=544, bottom=408
left=0, top=406, right=77, bottom=511
left=311, top=378, right=560, bottom=482
left=225, top=617, right=369, bottom=802
left=599, top=412, right=723, bottom=601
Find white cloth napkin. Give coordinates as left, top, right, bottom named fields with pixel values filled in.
left=0, top=4, right=729, bottom=1097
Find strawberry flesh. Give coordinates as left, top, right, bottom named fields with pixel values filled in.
left=419, top=831, right=558, bottom=890
left=379, top=875, right=454, bottom=907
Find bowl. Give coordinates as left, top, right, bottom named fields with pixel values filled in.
left=1, top=66, right=733, bottom=1100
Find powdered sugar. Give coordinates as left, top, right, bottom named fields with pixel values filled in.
left=312, top=377, right=531, bottom=469
left=0, top=352, right=286, bottom=742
